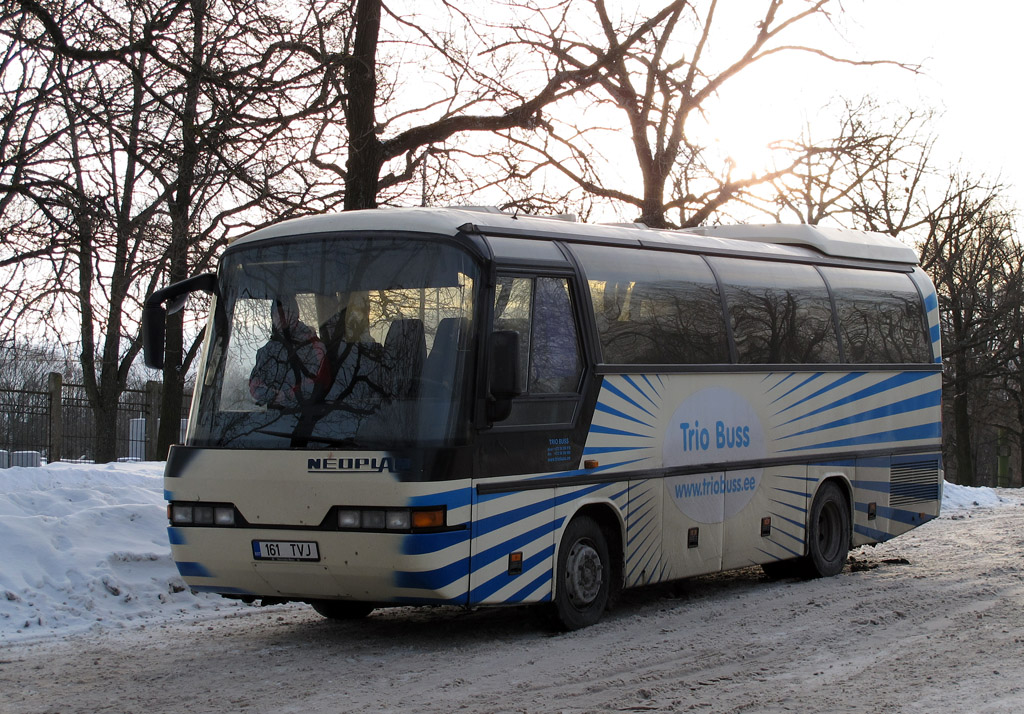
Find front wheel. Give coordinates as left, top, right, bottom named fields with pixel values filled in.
left=805, top=481, right=851, bottom=578
left=551, top=516, right=611, bottom=631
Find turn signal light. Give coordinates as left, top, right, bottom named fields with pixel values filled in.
left=411, top=508, right=445, bottom=529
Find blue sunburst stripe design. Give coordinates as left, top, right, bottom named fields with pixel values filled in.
left=780, top=422, right=941, bottom=452
left=855, top=523, right=894, bottom=542
left=765, top=373, right=795, bottom=392
left=852, top=479, right=891, bottom=494
left=770, top=498, right=807, bottom=515
left=595, top=401, right=654, bottom=428
left=468, top=545, right=555, bottom=603
left=175, top=561, right=211, bottom=578
left=402, top=529, right=472, bottom=556
left=622, top=375, right=659, bottom=409
left=408, top=486, right=473, bottom=509
left=641, top=375, right=663, bottom=400
left=582, top=445, right=651, bottom=456
left=506, top=570, right=554, bottom=603
left=776, top=372, right=933, bottom=426
left=773, top=487, right=808, bottom=500
left=167, top=527, right=187, bottom=545
left=778, top=390, right=942, bottom=440
left=588, top=424, right=653, bottom=439
left=627, top=511, right=657, bottom=548
left=603, top=380, right=658, bottom=419
left=770, top=373, right=824, bottom=406
left=769, top=511, right=807, bottom=533
left=772, top=372, right=867, bottom=417
left=855, top=502, right=936, bottom=527
left=627, top=531, right=661, bottom=582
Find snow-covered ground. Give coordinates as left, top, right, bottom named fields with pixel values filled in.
left=0, top=461, right=1016, bottom=645
left=3, top=461, right=1024, bottom=714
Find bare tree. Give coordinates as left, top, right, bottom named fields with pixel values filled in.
left=499, top=0, right=916, bottom=227
left=918, top=174, right=1018, bottom=487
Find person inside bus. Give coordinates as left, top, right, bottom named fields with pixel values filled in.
left=248, top=296, right=329, bottom=410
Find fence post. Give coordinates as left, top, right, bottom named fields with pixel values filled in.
left=145, top=380, right=162, bottom=462
left=48, top=372, right=63, bottom=463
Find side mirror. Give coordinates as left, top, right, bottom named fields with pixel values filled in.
left=487, top=330, right=522, bottom=422
left=142, top=272, right=218, bottom=370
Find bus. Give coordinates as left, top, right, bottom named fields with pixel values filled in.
left=143, top=207, right=943, bottom=630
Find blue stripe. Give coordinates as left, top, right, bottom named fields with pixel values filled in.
left=769, top=512, right=807, bottom=533
left=622, top=375, right=660, bottom=409
left=470, top=518, right=564, bottom=574
left=856, top=503, right=937, bottom=526
left=855, top=523, right=894, bottom=542
left=642, top=375, right=663, bottom=401
left=603, top=381, right=658, bottom=419
left=769, top=372, right=824, bottom=406
left=923, top=292, right=938, bottom=311
left=469, top=544, right=555, bottom=603
left=583, top=445, right=650, bottom=456
left=779, top=372, right=934, bottom=427
left=780, top=422, right=941, bottom=452
left=852, top=480, right=891, bottom=494
left=401, top=529, right=472, bottom=556
left=595, top=401, right=653, bottom=428
left=773, top=372, right=867, bottom=417
left=506, top=569, right=553, bottom=603
left=167, top=527, right=187, bottom=545
left=408, top=487, right=473, bottom=510
left=175, top=561, right=211, bottom=578
left=930, top=324, right=940, bottom=342
left=588, top=424, right=653, bottom=439
left=163, top=489, right=174, bottom=501
left=474, top=496, right=556, bottom=540
left=779, top=390, right=941, bottom=440
left=394, top=556, right=470, bottom=591
left=770, top=498, right=807, bottom=515
left=766, top=373, right=796, bottom=393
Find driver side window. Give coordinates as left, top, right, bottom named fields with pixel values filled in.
left=493, top=275, right=583, bottom=425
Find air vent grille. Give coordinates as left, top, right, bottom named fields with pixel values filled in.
left=890, top=459, right=940, bottom=507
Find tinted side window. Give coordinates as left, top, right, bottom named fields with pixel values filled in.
left=573, top=245, right=729, bottom=364
left=820, top=267, right=930, bottom=363
left=710, top=258, right=840, bottom=364
left=493, top=275, right=582, bottom=395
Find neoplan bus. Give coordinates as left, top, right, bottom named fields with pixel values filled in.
left=143, top=208, right=943, bottom=630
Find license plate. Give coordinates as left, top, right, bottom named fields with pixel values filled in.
left=252, top=540, right=320, bottom=561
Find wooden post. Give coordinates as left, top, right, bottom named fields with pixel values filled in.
left=145, top=380, right=162, bottom=462
left=47, top=372, right=63, bottom=463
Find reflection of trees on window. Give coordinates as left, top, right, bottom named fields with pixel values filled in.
left=575, top=245, right=728, bottom=365
left=494, top=275, right=582, bottom=394
left=192, top=237, right=479, bottom=449
left=821, top=267, right=930, bottom=363
left=712, top=258, right=839, bottom=364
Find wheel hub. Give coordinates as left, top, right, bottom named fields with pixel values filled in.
left=565, top=539, right=603, bottom=607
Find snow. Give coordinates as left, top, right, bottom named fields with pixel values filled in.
left=0, top=461, right=1017, bottom=645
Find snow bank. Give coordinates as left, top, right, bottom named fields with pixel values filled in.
left=0, top=461, right=249, bottom=643
left=0, top=461, right=1018, bottom=644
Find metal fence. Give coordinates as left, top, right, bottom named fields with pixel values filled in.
left=0, top=374, right=190, bottom=464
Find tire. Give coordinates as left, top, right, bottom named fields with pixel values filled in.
left=804, top=481, right=850, bottom=578
left=551, top=516, right=611, bottom=631
left=310, top=600, right=374, bottom=620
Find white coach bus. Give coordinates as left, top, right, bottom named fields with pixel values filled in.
left=143, top=208, right=942, bottom=630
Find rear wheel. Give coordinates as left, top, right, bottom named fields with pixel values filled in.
left=551, top=516, right=611, bottom=631
left=805, top=481, right=850, bottom=578
left=310, top=600, right=374, bottom=620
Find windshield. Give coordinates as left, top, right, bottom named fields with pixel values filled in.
left=190, top=234, right=479, bottom=449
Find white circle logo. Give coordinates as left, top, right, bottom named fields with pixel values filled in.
left=663, top=387, right=766, bottom=523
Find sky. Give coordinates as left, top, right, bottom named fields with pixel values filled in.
left=0, top=460, right=1016, bottom=645
left=706, top=1, right=1024, bottom=213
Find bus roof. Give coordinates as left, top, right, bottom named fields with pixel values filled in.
left=230, top=207, right=919, bottom=266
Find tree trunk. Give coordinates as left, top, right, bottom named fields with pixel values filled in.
left=952, top=355, right=974, bottom=486
left=343, top=0, right=383, bottom=211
